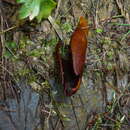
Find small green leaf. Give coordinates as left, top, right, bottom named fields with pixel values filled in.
left=63, top=117, right=71, bottom=121
left=47, top=38, right=58, bottom=46
left=37, top=0, right=56, bottom=22
left=6, top=41, right=17, bottom=49
left=96, top=28, right=103, bottom=33
left=27, top=49, right=43, bottom=57
left=16, top=0, right=26, bottom=3
left=19, top=0, right=33, bottom=19
left=17, top=0, right=56, bottom=22
left=29, top=0, right=41, bottom=20
left=4, top=50, right=12, bottom=58
left=18, top=68, right=30, bottom=76
left=62, top=22, right=72, bottom=32
left=18, top=0, right=41, bottom=20
left=107, top=63, right=113, bottom=70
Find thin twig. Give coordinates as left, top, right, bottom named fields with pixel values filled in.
left=0, top=26, right=17, bottom=34
left=0, top=4, right=6, bottom=100
left=70, top=98, right=80, bottom=130
left=48, top=16, right=63, bottom=40
left=54, top=119, right=61, bottom=130
left=54, top=0, right=62, bottom=19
